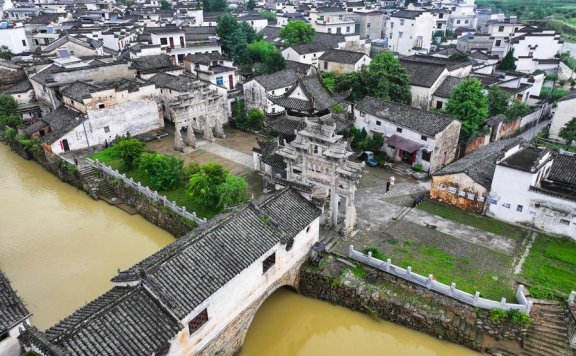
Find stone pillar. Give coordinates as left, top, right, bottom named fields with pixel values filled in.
left=185, top=122, right=197, bottom=148
left=330, top=188, right=339, bottom=228
left=343, top=199, right=357, bottom=234
left=174, top=125, right=184, bottom=151
left=203, top=116, right=215, bottom=142
left=214, top=117, right=226, bottom=138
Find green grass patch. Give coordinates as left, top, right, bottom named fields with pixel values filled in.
left=521, top=235, right=576, bottom=299
left=351, top=266, right=367, bottom=278
left=417, top=200, right=527, bottom=241
left=90, top=149, right=218, bottom=219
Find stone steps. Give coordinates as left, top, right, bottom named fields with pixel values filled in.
left=520, top=303, right=573, bottom=356
left=527, top=332, right=571, bottom=348
left=523, top=338, right=573, bottom=356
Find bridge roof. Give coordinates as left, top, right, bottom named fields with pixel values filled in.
left=20, top=188, right=321, bottom=355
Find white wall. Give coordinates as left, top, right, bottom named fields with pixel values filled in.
left=549, top=97, right=576, bottom=143
left=0, top=25, right=30, bottom=53
left=168, top=218, right=321, bottom=355
left=386, top=13, right=434, bottom=56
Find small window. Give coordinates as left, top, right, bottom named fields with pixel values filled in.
left=160, top=37, right=168, bottom=45
left=263, top=252, right=276, bottom=273
left=559, top=219, right=570, bottom=226
left=400, top=19, right=404, bottom=26
left=498, top=26, right=504, bottom=32
left=456, top=20, right=461, bottom=24
left=399, top=31, right=403, bottom=38
left=437, top=183, right=446, bottom=190
left=421, top=135, right=427, bottom=141
left=436, top=101, right=443, bottom=109
left=376, top=120, right=381, bottom=126
left=22, top=39, right=27, bottom=46
left=396, top=127, right=403, bottom=133
left=313, top=145, right=319, bottom=154
left=104, top=126, right=110, bottom=133
left=422, top=151, right=431, bottom=162
left=98, top=103, right=105, bottom=109
left=495, top=40, right=501, bottom=47
left=306, top=225, right=311, bottom=233
left=516, top=205, right=523, bottom=212
left=502, top=203, right=511, bottom=209
left=188, top=309, right=208, bottom=335
left=367, top=23, right=371, bottom=28
left=324, top=61, right=328, bottom=70
left=360, top=111, right=365, bottom=117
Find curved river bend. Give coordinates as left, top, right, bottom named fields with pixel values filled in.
left=0, top=145, right=477, bottom=355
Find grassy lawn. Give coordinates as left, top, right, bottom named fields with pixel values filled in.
left=364, top=238, right=516, bottom=301
left=417, top=200, right=528, bottom=241
left=520, top=235, right=576, bottom=299
left=90, top=151, right=218, bottom=219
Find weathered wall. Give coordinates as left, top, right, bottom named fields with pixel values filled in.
left=102, top=174, right=194, bottom=237
left=430, top=173, right=488, bottom=213
left=431, top=120, right=461, bottom=172
left=299, top=258, right=526, bottom=353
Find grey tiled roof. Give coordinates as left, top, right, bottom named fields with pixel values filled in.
left=400, top=58, right=445, bottom=88
left=147, top=73, right=208, bottom=92
left=40, top=106, right=86, bottom=145
left=498, top=146, right=550, bottom=172
left=318, top=48, right=367, bottom=64
left=130, top=54, right=175, bottom=71
left=285, top=60, right=313, bottom=75
left=355, top=96, right=458, bottom=136
left=60, top=81, right=99, bottom=103
left=433, top=76, right=463, bottom=99
left=433, top=137, right=524, bottom=188
left=557, top=91, right=576, bottom=103
left=3, top=79, right=32, bottom=94
left=0, top=270, right=30, bottom=334
left=289, top=42, right=329, bottom=54
left=548, top=153, right=576, bottom=186
left=391, top=9, right=423, bottom=19
left=253, top=69, right=299, bottom=91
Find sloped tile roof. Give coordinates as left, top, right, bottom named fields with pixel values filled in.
left=130, top=54, right=174, bottom=71
left=355, top=96, right=458, bottom=136
left=433, top=76, right=464, bottom=99
left=548, top=153, right=576, bottom=186
left=318, top=48, right=367, bottom=64
left=400, top=58, right=446, bottom=88
left=40, top=106, right=86, bottom=145
left=0, top=270, right=30, bottom=334
left=433, top=137, right=524, bottom=188
left=253, top=69, right=299, bottom=91
left=60, top=81, right=99, bottom=103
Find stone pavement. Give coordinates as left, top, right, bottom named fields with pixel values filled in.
left=405, top=209, right=517, bottom=255
left=196, top=142, right=254, bottom=169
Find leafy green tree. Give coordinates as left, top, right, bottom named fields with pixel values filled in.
left=334, top=52, right=411, bottom=104
left=0, top=114, right=22, bottom=129
left=216, top=16, right=258, bottom=62
left=203, top=0, right=227, bottom=11
left=498, top=50, right=517, bottom=71
left=488, top=85, right=511, bottom=117
left=4, top=127, right=16, bottom=142
left=160, top=0, right=172, bottom=9
left=505, top=99, right=530, bottom=122
left=370, top=132, right=384, bottom=151
left=247, top=108, right=265, bottom=130
left=432, top=30, right=445, bottom=45
left=246, top=0, right=255, bottom=10
left=113, top=138, right=146, bottom=169
left=445, top=78, right=489, bottom=138
left=0, top=95, right=18, bottom=117
left=0, top=45, right=13, bottom=60
left=139, top=153, right=184, bottom=191
left=259, top=10, right=276, bottom=21
left=279, top=20, right=315, bottom=45
left=559, top=117, right=576, bottom=146
left=244, top=40, right=285, bottom=74
left=216, top=14, right=239, bottom=54
left=217, top=174, right=249, bottom=209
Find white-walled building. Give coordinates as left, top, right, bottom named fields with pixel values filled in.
left=386, top=10, right=435, bottom=56
left=318, top=48, right=371, bottom=73
left=549, top=92, right=576, bottom=144
left=281, top=43, right=327, bottom=66
left=487, top=146, right=576, bottom=238
left=510, top=27, right=563, bottom=74
left=243, top=69, right=300, bottom=114
left=0, top=22, right=30, bottom=54
left=354, top=96, right=461, bottom=173
left=183, top=53, right=238, bottom=90
left=20, top=188, right=322, bottom=356
left=237, top=14, right=269, bottom=32
left=448, top=0, right=477, bottom=30
left=0, top=271, right=30, bottom=356
left=354, top=10, right=384, bottom=40
left=309, top=7, right=356, bottom=34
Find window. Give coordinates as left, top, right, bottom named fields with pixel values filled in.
left=22, top=39, right=27, bottom=46
left=160, top=37, right=168, bottom=45
left=263, top=252, right=276, bottom=273
left=467, top=193, right=475, bottom=200
left=324, top=61, right=328, bottom=70
left=502, top=203, right=511, bottom=209
left=422, top=150, right=431, bottom=162
left=495, top=39, right=501, bottom=47
left=313, top=145, right=319, bottom=154
left=399, top=31, right=403, bottom=38
left=421, top=135, right=427, bottom=141
left=400, top=19, right=404, bottom=26
left=360, top=111, right=365, bottom=117
left=306, top=225, right=311, bottom=233
left=328, top=28, right=332, bottom=33
left=367, top=23, right=371, bottom=28
left=559, top=219, right=570, bottom=225
left=188, top=309, right=208, bottom=335
left=437, top=183, right=446, bottom=190
left=516, top=205, right=523, bottom=212
left=436, top=101, right=443, bottom=109
left=376, top=120, right=381, bottom=126
left=464, top=20, right=469, bottom=24
left=498, top=25, right=504, bottom=32
left=346, top=26, right=350, bottom=33
left=456, top=20, right=461, bottom=24
left=98, top=103, right=105, bottom=109
left=396, top=127, right=402, bottom=133
left=528, top=51, right=533, bottom=57
left=104, top=126, right=110, bottom=133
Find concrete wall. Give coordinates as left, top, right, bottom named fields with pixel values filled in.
left=549, top=97, right=576, bottom=143
left=0, top=25, right=30, bottom=53
left=168, top=217, right=320, bottom=355
left=431, top=173, right=488, bottom=212
left=386, top=13, right=434, bottom=56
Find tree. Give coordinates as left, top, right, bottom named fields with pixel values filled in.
left=488, top=86, right=511, bottom=117
left=504, top=99, right=530, bottom=122
left=259, top=10, right=276, bottom=21
left=498, top=50, right=517, bottom=71
left=216, top=16, right=258, bottom=62
left=334, top=51, right=411, bottom=104
left=444, top=78, right=489, bottom=138
left=203, top=0, right=227, bottom=11
left=449, top=52, right=469, bottom=61
left=279, top=20, right=315, bottom=45
left=216, top=14, right=239, bottom=54
left=246, top=108, right=265, bottom=130
left=246, top=0, right=255, bottom=10
left=160, top=0, right=172, bottom=10
left=0, top=95, right=18, bottom=117
left=0, top=45, right=13, bottom=60
left=217, top=175, right=249, bottom=209
left=113, top=138, right=146, bottom=169
left=243, top=40, right=285, bottom=74
left=559, top=117, right=576, bottom=146
left=139, top=153, right=184, bottom=191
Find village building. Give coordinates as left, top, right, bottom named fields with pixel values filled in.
left=281, top=43, right=328, bottom=66
left=354, top=96, right=461, bottom=173
left=285, top=60, right=317, bottom=77
left=308, top=7, right=356, bottom=35
left=130, top=53, right=183, bottom=79
left=353, top=10, right=384, bottom=40
left=183, top=53, right=239, bottom=91
left=385, top=10, right=435, bottom=56
left=431, top=137, right=524, bottom=212
left=147, top=72, right=229, bottom=150
left=510, top=27, right=564, bottom=74
left=23, top=78, right=163, bottom=154
left=483, top=17, right=523, bottom=58
left=487, top=146, right=576, bottom=238
left=447, top=0, right=477, bottom=30
left=318, top=48, right=371, bottom=73
left=243, top=69, right=300, bottom=114
left=399, top=55, right=472, bottom=108
left=19, top=188, right=321, bottom=356
left=237, top=14, right=269, bottom=32
left=0, top=271, right=31, bottom=356
left=40, top=35, right=115, bottom=58
left=549, top=91, right=576, bottom=145
left=3, top=79, right=41, bottom=122
left=0, top=22, right=30, bottom=54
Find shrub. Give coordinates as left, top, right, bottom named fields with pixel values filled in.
left=4, top=127, right=16, bottom=142
left=114, top=138, right=146, bottom=169
left=489, top=308, right=508, bottom=324
left=139, top=152, right=184, bottom=191
left=413, top=163, right=423, bottom=172
left=508, top=309, right=532, bottom=326
left=365, top=247, right=386, bottom=260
